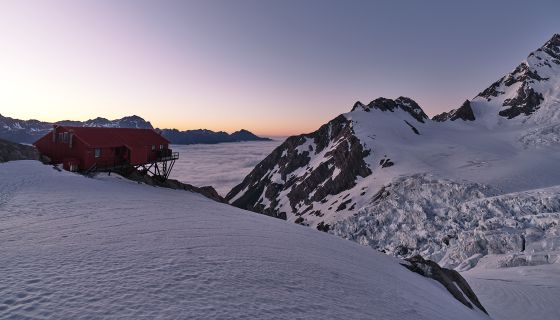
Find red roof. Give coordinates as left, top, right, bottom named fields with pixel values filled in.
left=62, top=127, right=169, bottom=148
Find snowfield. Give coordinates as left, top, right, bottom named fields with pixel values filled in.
left=464, top=261, right=560, bottom=320
left=0, top=161, right=489, bottom=319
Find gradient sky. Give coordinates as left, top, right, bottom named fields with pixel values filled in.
left=1, top=0, right=560, bottom=136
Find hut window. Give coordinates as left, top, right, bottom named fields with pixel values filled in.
left=151, top=145, right=155, bottom=151
left=63, top=132, right=69, bottom=143
left=94, top=148, right=102, bottom=158
left=160, top=144, right=164, bottom=150
left=58, top=133, right=64, bottom=143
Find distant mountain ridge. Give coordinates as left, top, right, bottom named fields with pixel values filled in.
left=0, top=114, right=269, bottom=144
left=157, top=128, right=270, bottom=145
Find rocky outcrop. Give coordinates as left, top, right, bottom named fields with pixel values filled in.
left=0, top=138, right=41, bottom=163
left=121, top=169, right=225, bottom=203
left=402, top=255, right=488, bottom=314
left=433, top=100, right=476, bottom=122
left=499, top=85, right=544, bottom=118
left=353, top=96, right=429, bottom=123
left=226, top=115, right=371, bottom=220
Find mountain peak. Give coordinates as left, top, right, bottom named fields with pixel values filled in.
left=470, top=33, right=560, bottom=122
left=353, top=97, right=428, bottom=123
left=433, top=99, right=475, bottom=122
left=543, top=33, right=560, bottom=49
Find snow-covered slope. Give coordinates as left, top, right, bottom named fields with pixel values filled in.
left=226, top=34, right=560, bottom=272
left=464, top=260, right=560, bottom=320
left=0, top=161, right=489, bottom=320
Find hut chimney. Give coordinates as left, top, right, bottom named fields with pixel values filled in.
left=52, top=125, right=58, bottom=142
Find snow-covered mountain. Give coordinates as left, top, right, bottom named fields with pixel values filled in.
left=0, top=114, right=153, bottom=143
left=0, top=161, right=489, bottom=320
left=226, top=34, right=560, bottom=271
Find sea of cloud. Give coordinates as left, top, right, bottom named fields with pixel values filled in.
left=169, top=139, right=284, bottom=196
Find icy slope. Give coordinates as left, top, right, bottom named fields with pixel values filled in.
left=0, top=161, right=488, bottom=320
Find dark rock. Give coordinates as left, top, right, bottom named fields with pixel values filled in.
left=379, top=158, right=394, bottom=168
left=500, top=85, right=544, bottom=118
left=336, top=199, right=352, bottom=212
left=0, top=138, right=41, bottom=163
left=477, top=79, right=505, bottom=101
left=402, top=255, right=488, bottom=314
left=403, top=120, right=420, bottom=134
left=316, top=221, right=330, bottom=232
left=361, top=97, right=428, bottom=123
left=433, top=100, right=475, bottom=122
left=123, top=169, right=225, bottom=203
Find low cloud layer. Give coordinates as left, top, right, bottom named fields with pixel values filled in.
left=170, top=140, right=283, bottom=196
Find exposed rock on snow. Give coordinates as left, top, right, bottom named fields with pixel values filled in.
left=120, top=169, right=225, bottom=203
left=433, top=100, right=476, bottom=122
left=352, top=96, right=429, bottom=123
left=0, top=138, right=41, bottom=163
left=402, top=255, right=488, bottom=314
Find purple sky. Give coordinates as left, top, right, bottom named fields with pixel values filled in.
left=1, top=0, right=559, bottom=135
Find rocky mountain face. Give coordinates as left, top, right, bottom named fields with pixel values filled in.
left=226, top=34, right=560, bottom=270
left=432, top=100, right=476, bottom=122
left=439, top=33, right=560, bottom=125
left=0, top=114, right=268, bottom=145
left=227, top=115, right=371, bottom=220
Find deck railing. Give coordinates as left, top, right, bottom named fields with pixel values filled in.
left=156, top=152, right=179, bottom=162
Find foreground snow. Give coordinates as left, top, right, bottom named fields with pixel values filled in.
left=0, top=161, right=488, bottom=319
left=464, top=261, right=560, bottom=320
